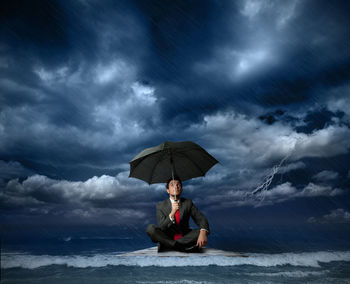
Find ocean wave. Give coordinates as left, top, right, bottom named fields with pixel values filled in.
left=249, top=270, right=328, bottom=277
left=136, top=281, right=214, bottom=284
left=62, top=236, right=133, bottom=242
left=134, top=272, right=328, bottom=283
left=2, top=250, right=350, bottom=269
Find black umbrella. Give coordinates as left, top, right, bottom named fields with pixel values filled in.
left=129, top=141, right=218, bottom=185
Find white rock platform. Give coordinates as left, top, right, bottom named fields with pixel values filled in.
left=120, top=246, right=248, bottom=257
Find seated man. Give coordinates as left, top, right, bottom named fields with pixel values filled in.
left=146, top=177, right=210, bottom=252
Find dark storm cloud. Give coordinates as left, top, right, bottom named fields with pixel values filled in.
left=294, top=108, right=344, bottom=134
left=0, top=0, right=72, bottom=60
left=0, top=0, right=156, bottom=180
left=129, top=0, right=350, bottom=125
left=0, top=161, right=35, bottom=180
left=1, top=0, right=350, bottom=225
left=238, top=0, right=350, bottom=106
left=258, top=107, right=346, bottom=133
left=0, top=0, right=145, bottom=65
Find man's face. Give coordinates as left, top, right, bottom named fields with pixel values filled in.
left=166, top=179, right=182, bottom=197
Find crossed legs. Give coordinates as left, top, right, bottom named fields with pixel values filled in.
left=146, top=224, right=200, bottom=251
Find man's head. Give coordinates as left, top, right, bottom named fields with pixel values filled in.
left=166, top=177, right=182, bottom=199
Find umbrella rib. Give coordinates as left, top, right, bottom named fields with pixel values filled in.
left=180, top=151, right=206, bottom=177
left=129, top=156, right=146, bottom=177
left=148, top=151, right=164, bottom=184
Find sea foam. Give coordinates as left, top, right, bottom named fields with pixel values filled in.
left=2, top=250, right=350, bottom=269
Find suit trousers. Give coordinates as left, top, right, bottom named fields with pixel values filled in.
left=146, top=224, right=200, bottom=249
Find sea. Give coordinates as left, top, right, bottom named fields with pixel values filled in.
left=1, top=224, right=350, bottom=283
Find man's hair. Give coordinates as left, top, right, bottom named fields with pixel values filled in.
left=166, top=176, right=182, bottom=189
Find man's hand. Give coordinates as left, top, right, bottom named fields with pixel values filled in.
left=196, top=230, right=207, bottom=248
left=170, top=201, right=180, bottom=219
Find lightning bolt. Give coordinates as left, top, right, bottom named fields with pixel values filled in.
left=250, top=135, right=307, bottom=198
left=251, top=153, right=291, bottom=195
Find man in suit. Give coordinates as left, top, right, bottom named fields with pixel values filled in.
left=146, top=177, right=210, bottom=252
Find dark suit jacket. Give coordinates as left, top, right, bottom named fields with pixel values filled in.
left=156, top=197, right=210, bottom=236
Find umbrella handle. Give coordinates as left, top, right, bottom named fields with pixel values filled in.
left=171, top=155, right=176, bottom=201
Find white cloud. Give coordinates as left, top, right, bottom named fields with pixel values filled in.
left=89, top=80, right=159, bottom=149
left=1, top=166, right=346, bottom=215
left=298, top=183, right=343, bottom=197
left=192, top=111, right=346, bottom=168
left=35, top=66, right=69, bottom=83
left=95, top=59, right=135, bottom=84
left=201, top=181, right=345, bottom=209
left=293, top=125, right=350, bottom=159
left=0, top=172, right=160, bottom=224
left=326, top=84, right=350, bottom=124
left=323, top=209, right=350, bottom=223
left=1, top=170, right=169, bottom=207
left=240, top=0, right=299, bottom=28
left=264, top=182, right=298, bottom=197
left=276, top=0, right=299, bottom=28
left=308, top=208, right=350, bottom=224
left=37, top=172, right=146, bottom=201
left=196, top=112, right=296, bottom=163
left=201, top=111, right=350, bottom=164
left=1, top=56, right=160, bottom=156
left=131, top=82, right=156, bottom=105
left=312, top=170, right=339, bottom=182
left=235, top=49, right=271, bottom=77
left=251, top=182, right=343, bottom=207
left=34, top=64, right=87, bottom=87
left=197, top=0, right=301, bottom=84
left=193, top=45, right=277, bottom=82
left=185, top=110, right=350, bottom=201
left=240, top=0, right=263, bottom=18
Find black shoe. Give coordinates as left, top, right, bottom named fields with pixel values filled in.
left=157, top=242, right=165, bottom=252
left=173, top=242, right=186, bottom=252
left=184, top=245, right=201, bottom=253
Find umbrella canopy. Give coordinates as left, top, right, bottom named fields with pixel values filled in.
left=129, top=141, right=218, bottom=184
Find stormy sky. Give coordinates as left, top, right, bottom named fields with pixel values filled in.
left=1, top=0, right=350, bottom=229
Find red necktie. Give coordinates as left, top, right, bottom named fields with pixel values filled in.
left=174, top=209, right=183, bottom=240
